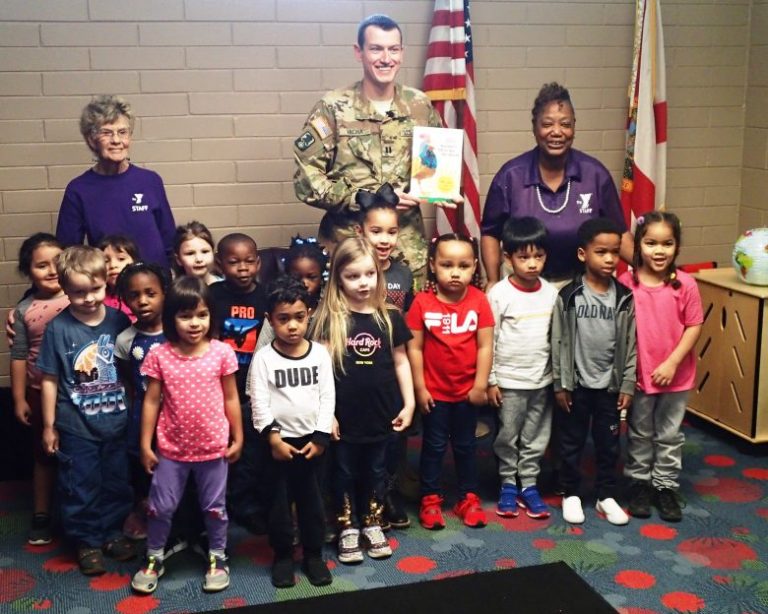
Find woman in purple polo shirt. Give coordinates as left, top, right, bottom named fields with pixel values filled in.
left=56, top=96, right=176, bottom=266
left=480, top=83, right=633, bottom=287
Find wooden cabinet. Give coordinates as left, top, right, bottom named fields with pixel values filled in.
left=688, top=268, right=768, bottom=442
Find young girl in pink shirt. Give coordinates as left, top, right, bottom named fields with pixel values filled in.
left=618, top=211, right=703, bottom=523
left=131, top=276, right=243, bottom=594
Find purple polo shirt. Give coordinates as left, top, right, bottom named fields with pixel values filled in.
left=56, top=164, right=176, bottom=266
left=481, top=147, right=626, bottom=278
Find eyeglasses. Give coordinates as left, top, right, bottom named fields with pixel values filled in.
left=95, top=128, right=131, bottom=141
left=366, top=45, right=403, bottom=58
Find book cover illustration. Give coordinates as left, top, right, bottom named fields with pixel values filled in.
left=410, top=126, right=463, bottom=201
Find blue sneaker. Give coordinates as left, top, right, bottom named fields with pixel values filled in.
left=496, top=483, right=519, bottom=518
left=517, top=486, right=550, bottom=519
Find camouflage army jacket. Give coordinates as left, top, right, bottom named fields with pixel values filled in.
left=293, top=82, right=441, bottom=278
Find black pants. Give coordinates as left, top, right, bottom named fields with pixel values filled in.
left=556, top=387, right=621, bottom=500
left=227, top=399, right=269, bottom=526
left=263, top=435, right=325, bottom=559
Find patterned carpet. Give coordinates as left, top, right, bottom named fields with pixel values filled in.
left=1, top=415, right=767, bottom=614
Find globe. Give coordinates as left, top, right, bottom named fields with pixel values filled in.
left=732, top=228, right=768, bottom=285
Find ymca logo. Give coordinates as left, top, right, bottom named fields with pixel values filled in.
left=132, top=193, right=148, bottom=212
left=577, top=193, right=593, bottom=214
left=424, top=311, right=479, bottom=335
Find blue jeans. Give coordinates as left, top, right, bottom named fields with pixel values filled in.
left=420, top=400, right=478, bottom=498
left=56, top=432, right=132, bottom=547
left=334, top=439, right=388, bottom=524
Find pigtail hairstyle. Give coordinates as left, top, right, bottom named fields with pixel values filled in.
left=631, top=210, right=682, bottom=289
left=284, top=235, right=329, bottom=282
left=310, top=236, right=393, bottom=375
left=425, top=232, right=483, bottom=294
left=116, top=261, right=171, bottom=303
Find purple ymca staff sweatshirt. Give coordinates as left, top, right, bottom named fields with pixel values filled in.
left=56, top=165, right=176, bottom=266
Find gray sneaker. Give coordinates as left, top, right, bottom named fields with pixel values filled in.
left=202, top=554, right=230, bottom=592
left=131, top=555, right=165, bottom=594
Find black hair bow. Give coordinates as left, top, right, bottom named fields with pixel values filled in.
left=355, top=182, right=399, bottom=211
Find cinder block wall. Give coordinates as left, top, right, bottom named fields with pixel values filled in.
left=740, top=0, right=768, bottom=231
left=0, top=0, right=754, bottom=385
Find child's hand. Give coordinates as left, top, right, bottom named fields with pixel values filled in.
left=651, top=359, right=678, bottom=387
left=617, top=393, right=633, bottom=412
left=392, top=407, right=413, bottom=432
left=331, top=417, right=341, bottom=441
left=416, top=388, right=435, bottom=415
left=225, top=439, right=243, bottom=463
left=270, top=437, right=301, bottom=462
left=467, top=385, right=487, bottom=406
left=555, top=390, right=572, bottom=413
left=487, top=385, right=502, bottom=408
left=140, top=447, right=158, bottom=475
left=300, top=441, right=325, bottom=459
left=42, top=425, right=58, bottom=455
left=14, top=400, right=32, bottom=426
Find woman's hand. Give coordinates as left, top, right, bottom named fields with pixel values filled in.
left=331, top=417, right=341, bottom=441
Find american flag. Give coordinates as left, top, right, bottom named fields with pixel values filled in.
left=422, top=0, right=480, bottom=238
left=621, top=0, right=667, bottom=227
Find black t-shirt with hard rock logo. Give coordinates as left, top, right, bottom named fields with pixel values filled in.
left=334, top=309, right=412, bottom=443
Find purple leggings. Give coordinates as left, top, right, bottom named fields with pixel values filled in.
left=146, top=454, right=228, bottom=553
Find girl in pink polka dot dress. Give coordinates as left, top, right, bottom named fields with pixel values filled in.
left=130, top=276, right=243, bottom=595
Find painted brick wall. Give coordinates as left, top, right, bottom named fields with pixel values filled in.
left=0, top=0, right=754, bottom=384
left=740, top=0, right=768, bottom=232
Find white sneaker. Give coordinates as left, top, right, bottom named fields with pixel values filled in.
left=361, top=525, right=392, bottom=559
left=337, top=528, right=364, bottom=564
left=596, top=498, right=629, bottom=526
left=562, top=496, right=585, bottom=524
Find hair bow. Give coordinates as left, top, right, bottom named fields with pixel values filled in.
left=355, top=182, right=399, bottom=211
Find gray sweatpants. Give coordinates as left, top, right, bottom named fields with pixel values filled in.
left=624, top=389, right=688, bottom=490
left=493, top=387, right=552, bottom=489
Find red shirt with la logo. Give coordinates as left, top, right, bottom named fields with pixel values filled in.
left=406, top=286, right=494, bottom=402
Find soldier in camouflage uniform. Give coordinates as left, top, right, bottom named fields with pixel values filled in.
left=293, top=14, right=442, bottom=288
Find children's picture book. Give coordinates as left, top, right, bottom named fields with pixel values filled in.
left=409, top=126, right=463, bottom=201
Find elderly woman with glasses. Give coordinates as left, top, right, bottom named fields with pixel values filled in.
left=56, top=95, right=176, bottom=266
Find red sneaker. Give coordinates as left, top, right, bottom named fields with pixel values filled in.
left=454, top=493, right=487, bottom=528
left=419, top=494, right=446, bottom=530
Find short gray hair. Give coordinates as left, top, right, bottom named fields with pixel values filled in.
left=79, top=95, right=135, bottom=141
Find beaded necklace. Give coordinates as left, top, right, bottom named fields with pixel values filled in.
left=535, top=179, right=571, bottom=214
